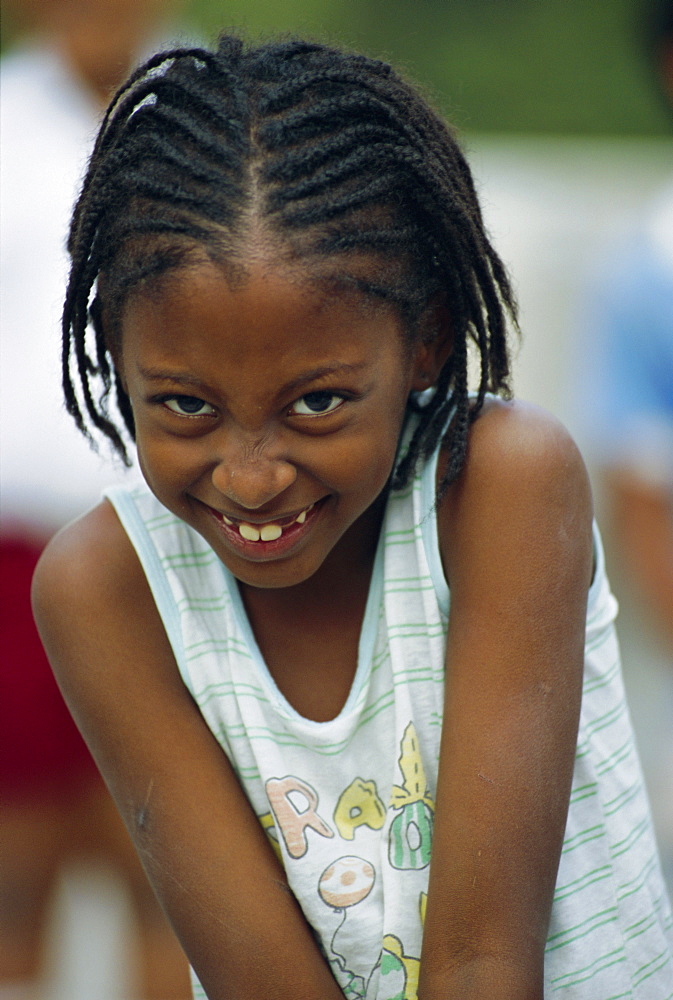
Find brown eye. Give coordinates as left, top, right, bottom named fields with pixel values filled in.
left=164, top=395, right=215, bottom=416
left=291, top=392, right=343, bottom=416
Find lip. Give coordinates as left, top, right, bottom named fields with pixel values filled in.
left=202, top=497, right=326, bottom=562
left=217, top=504, right=314, bottom=528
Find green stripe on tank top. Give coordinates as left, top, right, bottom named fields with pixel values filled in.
left=604, top=779, right=642, bottom=816
left=616, top=855, right=660, bottom=901
left=176, top=595, right=230, bottom=611
left=384, top=581, right=435, bottom=596
left=552, top=864, right=612, bottom=901
left=184, top=636, right=254, bottom=659
left=568, top=782, right=598, bottom=805
left=146, top=513, right=180, bottom=530
left=583, top=657, right=621, bottom=691
left=184, top=631, right=251, bottom=654
left=633, top=949, right=673, bottom=988
left=595, top=739, right=634, bottom=776
left=545, top=907, right=619, bottom=952
left=549, top=946, right=627, bottom=991
left=195, top=679, right=270, bottom=707
left=584, top=626, right=618, bottom=654
left=610, top=816, right=650, bottom=858
left=625, top=912, right=660, bottom=942
left=386, top=623, right=445, bottom=639
left=161, top=550, right=216, bottom=568
left=561, top=825, right=606, bottom=854
left=384, top=528, right=419, bottom=543
left=575, top=702, right=628, bottom=757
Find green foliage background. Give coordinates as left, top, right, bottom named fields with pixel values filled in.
left=181, top=0, right=670, bottom=135
left=1, top=0, right=670, bottom=134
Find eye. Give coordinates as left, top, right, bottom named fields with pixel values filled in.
left=163, top=395, right=215, bottom=417
left=290, top=391, right=344, bottom=416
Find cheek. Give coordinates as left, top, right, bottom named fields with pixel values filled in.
left=313, top=418, right=405, bottom=499
left=134, top=428, right=202, bottom=499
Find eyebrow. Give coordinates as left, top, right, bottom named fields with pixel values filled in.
left=137, top=361, right=370, bottom=396
left=138, top=368, right=211, bottom=391
left=278, top=362, right=370, bottom=396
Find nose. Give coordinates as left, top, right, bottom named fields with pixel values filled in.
left=210, top=435, right=297, bottom=511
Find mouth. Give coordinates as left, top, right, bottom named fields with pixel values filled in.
left=202, top=498, right=325, bottom=558
left=217, top=502, right=316, bottom=542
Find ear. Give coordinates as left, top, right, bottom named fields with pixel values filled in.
left=410, top=296, right=453, bottom=392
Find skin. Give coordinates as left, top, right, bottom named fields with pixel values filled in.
left=32, top=254, right=593, bottom=999
left=419, top=398, right=592, bottom=997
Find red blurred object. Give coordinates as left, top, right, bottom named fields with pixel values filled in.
left=0, top=534, right=98, bottom=800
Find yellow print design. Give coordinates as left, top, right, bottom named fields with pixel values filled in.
left=388, top=722, right=435, bottom=870
left=334, top=779, right=387, bottom=840
left=257, top=728, right=432, bottom=996
left=377, top=934, right=420, bottom=1000
left=258, top=809, right=283, bottom=862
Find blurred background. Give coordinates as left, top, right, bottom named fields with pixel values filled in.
left=1, top=0, right=671, bottom=997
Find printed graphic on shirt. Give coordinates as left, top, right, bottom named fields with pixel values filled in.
left=258, top=810, right=282, bottom=862
left=263, top=728, right=434, bottom=997
left=266, top=775, right=334, bottom=858
left=334, top=779, right=386, bottom=840
left=319, top=855, right=376, bottom=999
left=369, top=934, right=420, bottom=1000
left=388, top=723, right=435, bottom=870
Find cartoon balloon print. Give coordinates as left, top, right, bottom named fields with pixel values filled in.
left=319, top=856, right=376, bottom=999
left=319, top=855, right=376, bottom=909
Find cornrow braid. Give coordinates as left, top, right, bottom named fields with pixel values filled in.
left=63, top=33, right=517, bottom=491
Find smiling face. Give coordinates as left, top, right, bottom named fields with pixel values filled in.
left=117, top=257, right=440, bottom=589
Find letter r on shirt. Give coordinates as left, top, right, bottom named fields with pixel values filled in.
left=266, top=776, right=334, bottom=859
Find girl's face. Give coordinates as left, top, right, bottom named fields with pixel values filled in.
left=118, top=258, right=438, bottom=589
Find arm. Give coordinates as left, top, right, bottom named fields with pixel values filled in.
left=31, top=501, right=343, bottom=1000
left=418, top=401, right=593, bottom=1000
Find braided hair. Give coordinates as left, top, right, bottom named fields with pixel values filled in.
left=63, top=33, right=517, bottom=494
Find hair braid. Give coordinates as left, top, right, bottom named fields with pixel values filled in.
left=63, top=33, right=517, bottom=483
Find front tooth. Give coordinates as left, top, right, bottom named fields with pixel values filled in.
left=239, top=523, right=260, bottom=542
left=222, top=514, right=233, bottom=525
left=260, top=524, right=283, bottom=541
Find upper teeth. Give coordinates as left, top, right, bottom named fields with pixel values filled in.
left=239, top=523, right=281, bottom=542
left=226, top=504, right=314, bottom=542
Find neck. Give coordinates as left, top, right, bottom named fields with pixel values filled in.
left=239, top=491, right=385, bottom=613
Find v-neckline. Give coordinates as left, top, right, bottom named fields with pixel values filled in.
left=220, top=534, right=385, bottom=728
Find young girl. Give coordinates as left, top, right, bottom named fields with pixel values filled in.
left=32, top=34, right=673, bottom=1000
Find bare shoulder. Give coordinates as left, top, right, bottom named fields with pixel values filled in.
left=438, top=398, right=593, bottom=589
left=461, top=396, right=589, bottom=488
left=32, top=499, right=149, bottom=639
left=31, top=499, right=177, bottom=699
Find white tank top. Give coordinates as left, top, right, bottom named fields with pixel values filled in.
left=105, top=432, right=673, bottom=999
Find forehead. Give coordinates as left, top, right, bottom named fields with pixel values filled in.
left=120, top=257, right=406, bottom=368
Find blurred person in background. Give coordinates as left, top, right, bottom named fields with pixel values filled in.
left=576, top=0, right=673, bottom=886
left=0, top=1, right=192, bottom=996
left=583, top=0, right=673, bottom=648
